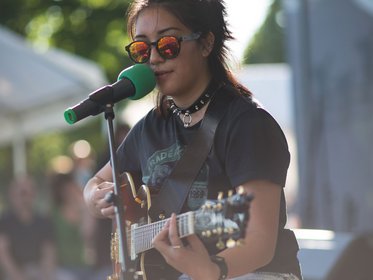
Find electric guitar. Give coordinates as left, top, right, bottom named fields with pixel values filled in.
left=107, top=172, right=253, bottom=280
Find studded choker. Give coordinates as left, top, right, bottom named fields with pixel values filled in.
left=168, top=80, right=218, bottom=128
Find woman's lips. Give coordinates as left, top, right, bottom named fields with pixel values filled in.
left=155, top=70, right=171, bottom=81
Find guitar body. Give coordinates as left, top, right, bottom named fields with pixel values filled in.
left=107, top=173, right=147, bottom=280
left=107, top=172, right=253, bottom=280
left=141, top=249, right=181, bottom=280
left=109, top=173, right=174, bottom=280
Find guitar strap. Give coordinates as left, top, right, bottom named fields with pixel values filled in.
left=149, top=84, right=235, bottom=221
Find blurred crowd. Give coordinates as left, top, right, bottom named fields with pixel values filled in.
left=0, top=123, right=130, bottom=280
left=0, top=173, right=110, bottom=280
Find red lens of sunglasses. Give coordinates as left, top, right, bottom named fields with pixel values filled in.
left=157, top=36, right=180, bottom=59
left=127, top=41, right=151, bottom=64
left=126, top=36, right=180, bottom=63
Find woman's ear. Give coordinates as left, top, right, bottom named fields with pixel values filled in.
left=201, top=32, right=215, bottom=57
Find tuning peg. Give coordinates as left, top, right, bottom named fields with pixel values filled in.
left=216, top=238, right=226, bottom=250
left=226, top=238, right=236, bottom=248
left=214, top=203, right=223, bottom=211
left=216, top=227, right=223, bottom=235
left=202, top=230, right=212, bottom=238
left=227, top=227, right=235, bottom=234
left=237, top=186, right=245, bottom=195
left=213, top=227, right=223, bottom=235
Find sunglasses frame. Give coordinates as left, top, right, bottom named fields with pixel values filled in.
left=125, top=32, right=201, bottom=63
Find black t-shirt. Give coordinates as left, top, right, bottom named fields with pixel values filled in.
left=117, top=85, right=301, bottom=278
left=0, top=210, right=55, bottom=266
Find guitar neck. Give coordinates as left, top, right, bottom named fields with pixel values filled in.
left=130, top=211, right=195, bottom=256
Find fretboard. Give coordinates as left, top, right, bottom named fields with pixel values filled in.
left=130, top=211, right=195, bottom=255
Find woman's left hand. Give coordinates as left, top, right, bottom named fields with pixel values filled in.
left=152, top=213, right=219, bottom=280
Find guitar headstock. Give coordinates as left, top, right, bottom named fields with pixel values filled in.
left=194, top=189, right=254, bottom=250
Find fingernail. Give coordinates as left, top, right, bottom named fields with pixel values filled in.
left=164, top=219, right=170, bottom=228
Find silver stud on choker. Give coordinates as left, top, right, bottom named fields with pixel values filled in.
left=168, top=81, right=218, bottom=128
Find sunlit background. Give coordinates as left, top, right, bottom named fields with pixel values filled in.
left=1, top=0, right=373, bottom=279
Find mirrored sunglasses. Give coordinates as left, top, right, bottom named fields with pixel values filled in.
left=125, top=32, right=201, bottom=64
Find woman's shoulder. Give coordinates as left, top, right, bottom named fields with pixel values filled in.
left=221, top=85, right=265, bottom=119
left=220, top=85, right=286, bottom=135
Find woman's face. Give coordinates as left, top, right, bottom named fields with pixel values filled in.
left=134, top=6, right=211, bottom=100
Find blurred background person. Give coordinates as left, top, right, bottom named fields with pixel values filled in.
left=49, top=172, right=93, bottom=280
left=0, top=175, right=57, bottom=280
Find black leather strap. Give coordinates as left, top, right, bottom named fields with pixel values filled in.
left=149, top=85, right=235, bottom=221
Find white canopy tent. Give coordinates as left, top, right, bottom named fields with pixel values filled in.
left=0, top=26, right=108, bottom=176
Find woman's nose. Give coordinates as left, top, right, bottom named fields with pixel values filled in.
left=149, top=45, right=165, bottom=65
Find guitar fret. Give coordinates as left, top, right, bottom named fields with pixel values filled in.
left=118, top=189, right=252, bottom=275
left=178, top=216, right=182, bottom=235
left=131, top=212, right=195, bottom=255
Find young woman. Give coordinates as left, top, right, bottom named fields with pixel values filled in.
left=83, top=0, right=302, bottom=279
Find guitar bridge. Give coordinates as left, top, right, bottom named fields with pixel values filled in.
left=110, top=232, right=120, bottom=263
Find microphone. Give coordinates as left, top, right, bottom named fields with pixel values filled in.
left=64, top=64, right=156, bottom=124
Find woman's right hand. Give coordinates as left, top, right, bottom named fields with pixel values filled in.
left=84, top=177, right=115, bottom=219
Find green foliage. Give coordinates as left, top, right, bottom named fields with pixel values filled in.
left=0, top=0, right=132, bottom=81
left=0, top=0, right=132, bottom=184
left=243, top=0, right=285, bottom=64
left=28, top=132, right=69, bottom=176
left=27, top=119, right=105, bottom=178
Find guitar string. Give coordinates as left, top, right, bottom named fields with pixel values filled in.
left=126, top=193, right=251, bottom=257
left=131, top=212, right=194, bottom=254
left=134, top=214, right=186, bottom=253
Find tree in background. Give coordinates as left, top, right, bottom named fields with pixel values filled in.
left=0, top=0, right=133, bottom=185
left=243, top=0, right=285, bottom=64
left=0, top=0, right=132, bottom=82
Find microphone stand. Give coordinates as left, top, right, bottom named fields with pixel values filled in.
left=104, top=103, right=138, bottom=280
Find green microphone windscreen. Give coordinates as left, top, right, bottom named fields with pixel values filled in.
left=117, top=64, right=156, bottom=100
left=63, top=64, right=156, bottom=125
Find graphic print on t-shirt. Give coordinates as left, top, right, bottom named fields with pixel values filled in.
left=143, top=142, right=209, bottom=210
left=187, top=164, right=209, bottom=210
left=143, top=142, right=183, bottom=188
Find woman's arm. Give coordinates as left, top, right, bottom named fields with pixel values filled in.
left=83, top=162, right=115, bottom=219
left=152, top=179, right=281, bottom=280
left=219, top=180, right=281, bottom=277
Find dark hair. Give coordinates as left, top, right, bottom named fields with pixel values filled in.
left=126, top=0, right=251, bottom=112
